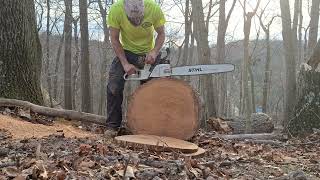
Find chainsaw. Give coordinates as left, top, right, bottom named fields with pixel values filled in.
left=123, top=63, right=235, bottom=80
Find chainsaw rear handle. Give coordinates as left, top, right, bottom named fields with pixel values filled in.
left=123, top=70, right=143, bottom=81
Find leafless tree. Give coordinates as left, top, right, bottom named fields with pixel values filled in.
left=80, top=0, right=92, bottom=113
left=280, top=0, right=298, bottom=129
left=216, top=0, right=236, bottom=116
left=239, top=0, right=261, bottom=132
left=191, top=0, right=217, bottom=125
left=64, top=0, right=72, bottom=110
left=257, top=0, right=277, bottom=113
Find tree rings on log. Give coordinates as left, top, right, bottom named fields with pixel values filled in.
left=115, top=135, right=199, bottom=153
left=127, top=78, right=199, bottom=140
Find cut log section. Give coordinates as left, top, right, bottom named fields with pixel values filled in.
left=115, top=135, right=199, bottom=153
left=183, top=147, right=206, bottom=158
left=127, top=78, right=200, bottom=140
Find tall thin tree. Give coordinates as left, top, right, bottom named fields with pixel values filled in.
left=64, top=0, right=72, bottom=110
left=239, top=0, right=261, bottom=132
left=280, top=0, right=297, bottom=129
left=216, top=0, right=236, bottom=116
left=258, top=1, right=277, bottom=113
left=80, top=0, right=92, bottom=113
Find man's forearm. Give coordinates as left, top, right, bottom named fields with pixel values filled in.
left=111, top=38, right=129, bottom=67
left=153, top=31, right=165, bottom=54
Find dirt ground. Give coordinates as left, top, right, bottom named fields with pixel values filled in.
left=0, top=112, right=319, bottom=179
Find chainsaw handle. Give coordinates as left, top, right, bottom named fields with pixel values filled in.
left=123, top=71, right=142, bottom=81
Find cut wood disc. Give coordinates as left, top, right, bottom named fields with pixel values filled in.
left=115, top=135, right=199, bottom=153
left=127, top=78, right=199, bottom=140
left=183, top=147, right=206, bottom=158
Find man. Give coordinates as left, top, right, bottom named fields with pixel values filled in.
left=105, top=0, right=166, bottom=136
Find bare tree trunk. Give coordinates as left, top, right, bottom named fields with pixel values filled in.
left=262, top=31, right=271, bottom=113
left=181, top=0, right=190, bottom=67
left=280, top=0, right=297, bottom=129
left=216, top=0, right=236, bottom=117
left=97, top=0, right=111, bottom=115
left=53, top=33, right=64, bottom=100
left=72, top=18, right=80, bottom=110
left=64, top=0, right=72, bottom=110
left=298, top=0, right=303, bottom=63
left=45, top=0, right=53, bottom=107
left=80, top=0, right=92, bottom=113
left=249, top=65, right=255, bottom=112
left=0, top=0, right=43, bottom=105
left=240, top=0, right=261, bottom=132
left=258, top=6, right=277, bottom=113
left=307, top=0, right=320, bottom=55
left=191, top=0, right=217, bottom=126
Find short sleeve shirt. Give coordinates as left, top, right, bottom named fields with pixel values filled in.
left=107, top=0, right=166, bottom=54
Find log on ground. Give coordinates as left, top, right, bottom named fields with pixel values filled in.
left=0, top=98, right=106, bottom=125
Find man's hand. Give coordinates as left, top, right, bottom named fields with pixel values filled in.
left=145, top=49, right=158, bottom=64
left=123, top=63, right=137, bottom=75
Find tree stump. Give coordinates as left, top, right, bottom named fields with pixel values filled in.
left=126, top=78, right=200, bottom=140
left=289, top=67, right=320, bottom=136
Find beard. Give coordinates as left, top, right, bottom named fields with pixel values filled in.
left=127, top=15, right=144, bottom=26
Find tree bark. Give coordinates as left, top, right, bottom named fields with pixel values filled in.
left=45, top=0, right=53, bottom=107
left=80, top=0, right=92, bottom=113
left=307, top=0, right=320, bottom=55
left=64, top=0, right=72, bottom=110
left=216, top=0, right=236, bottom=117
left=72, top=18, right=80, bottom=110
left=53, top=33, right=64, bottom=100
left=0, top=0, right=43, bottom=105
left=280, top=0, right=297, bottom=129
left=191, top=0, right=217, bottom=125
left=97, top=0, right=111, bottom=115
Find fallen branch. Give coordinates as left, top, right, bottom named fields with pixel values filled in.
left=0, top=98, right=106, bottom=125
left=217, top=133, right=285, bottom=141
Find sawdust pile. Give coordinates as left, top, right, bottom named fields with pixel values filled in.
left=0, top=115, right=94, bottom=139
left=127, top=78, right=199, bottom=140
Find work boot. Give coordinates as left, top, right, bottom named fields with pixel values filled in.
left=104, top=128, right=118, bottom=138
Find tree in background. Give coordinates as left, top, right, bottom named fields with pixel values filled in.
left=307, top=0, right=320, bottom=57
left=64, top=0, right=72, bottom=110
left=257, top=1, right=277, bottom=114
left=216, top=0, right=236, bottom=117
left=191, top=0, right=217, bottom=125
left=239, top=0, right=261, bottom=132
left=0, top=0, right=43, bottom=105
left=80, top=0, right=92, bottom=113
left=280, top=0, right=298, bottom=130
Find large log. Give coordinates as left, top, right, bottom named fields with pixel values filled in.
left=126, top=78, right=200, bottom=140
left=0, top=98, right=106, bottom=125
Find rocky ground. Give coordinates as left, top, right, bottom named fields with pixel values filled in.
left=0, top=108, right=319, bottom=179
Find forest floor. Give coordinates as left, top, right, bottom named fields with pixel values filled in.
left=0, top=108, right=319, bottom=180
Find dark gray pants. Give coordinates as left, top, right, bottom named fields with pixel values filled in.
left=106, top=50, right=161, bottom=129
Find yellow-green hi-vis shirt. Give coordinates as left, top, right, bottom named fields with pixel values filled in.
left=107, top=0, right=166, bottom=54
